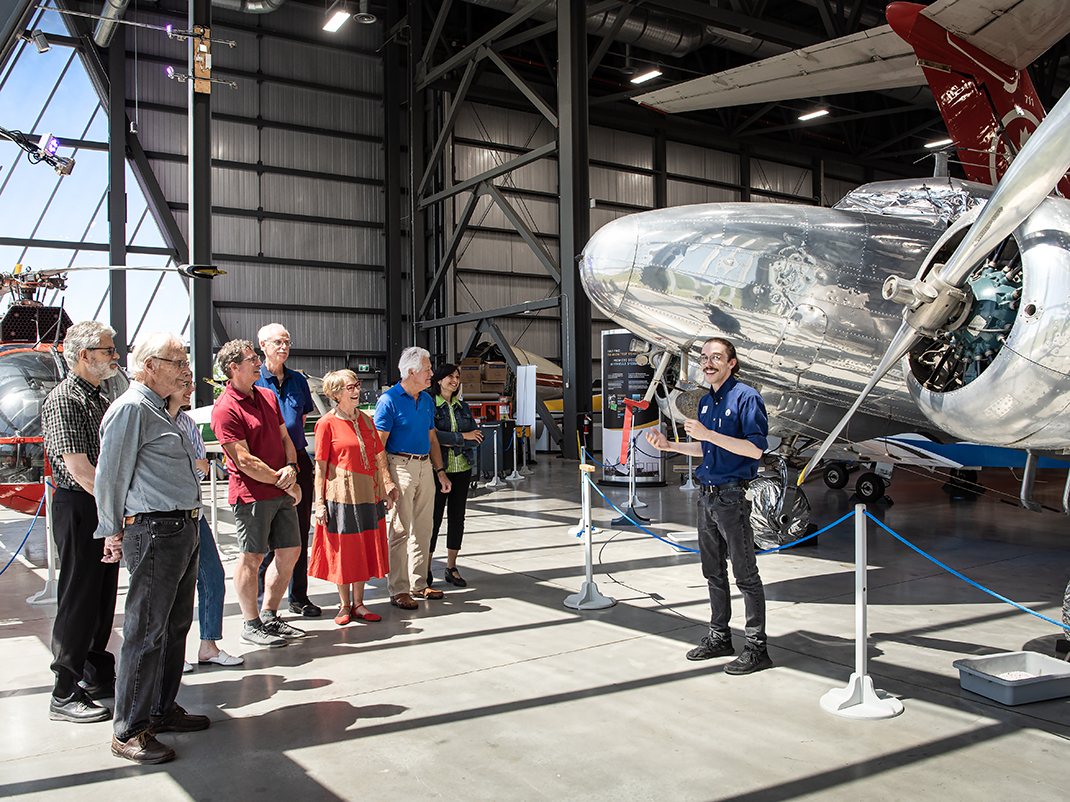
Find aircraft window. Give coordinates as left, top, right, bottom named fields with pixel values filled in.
left=0, top=351, right=64, bottom=438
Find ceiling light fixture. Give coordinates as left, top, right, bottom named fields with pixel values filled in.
left=925, top=138, right=953, bottom=148
left=798, top=108, right=829, bottom=121
left=354, top=0, right=376, bottom=24
left=630, top=68, right=662, bottom=84
left=323, top=0, right=351, bottom=32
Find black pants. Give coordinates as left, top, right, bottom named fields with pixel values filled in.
left=50, top=487, right=119, bottom=701
left=258, top=448, right=314, bottom=604
left=431, top=467, right=472, bottom=554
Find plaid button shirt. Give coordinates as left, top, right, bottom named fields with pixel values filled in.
left=41, top=373, right=109, bottom=490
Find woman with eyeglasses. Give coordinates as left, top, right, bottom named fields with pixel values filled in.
left=308, top=370, right=399, bottom=625
left=428, top=363, right=483, bottom=588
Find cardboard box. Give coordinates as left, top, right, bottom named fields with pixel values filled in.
left=480, top=382, right=506, bottom=394
left=460, top=357, right=481, bottom=367
left=459, top=365, right=481, bottom=386
left=483, top=362, right=507, bottom=382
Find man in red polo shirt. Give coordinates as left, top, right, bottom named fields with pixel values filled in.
left=211, top=339, right=305, bottom=648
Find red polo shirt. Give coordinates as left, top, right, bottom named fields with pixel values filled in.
left=211, top=382, right=288, bottom=504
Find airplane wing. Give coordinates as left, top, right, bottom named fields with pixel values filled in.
left=635, top=0, right=1070, bottom=113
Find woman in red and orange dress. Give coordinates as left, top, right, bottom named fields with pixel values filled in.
left=309, top=370, right=399, bottom=625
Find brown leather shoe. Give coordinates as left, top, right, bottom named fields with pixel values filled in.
left=111, top=731, right=175, bottom=764
left=413, top=587, right=444, bottom=600
left=151, top=703, right=210, bottom=733
left=389, top=593, right=418, bottom=609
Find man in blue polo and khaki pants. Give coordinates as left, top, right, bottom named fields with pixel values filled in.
left=646, top=336, right=772, bottom=675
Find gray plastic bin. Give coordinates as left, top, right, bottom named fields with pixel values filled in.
left=952, top=651, right=1070, bottom=705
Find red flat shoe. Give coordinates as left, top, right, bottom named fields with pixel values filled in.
left=334, top=605, right=351, bottom=626
left=354, top=605, right=381, bottom=622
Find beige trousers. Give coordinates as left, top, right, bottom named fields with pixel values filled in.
left=385, top=454, right=435, bottom=597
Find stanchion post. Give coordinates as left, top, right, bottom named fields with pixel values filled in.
left=819, top=504, right=904, bottom=719
left=564, top=464, right=615, bottom=610
left=507, top=427, right=524, bottom=481
left=27, top=479, right=58, bottom=606
left=570, top=447, right=599, bottom=536
left=486, top=426, right=506, bottom=488
left=681, top=435, right=698, bottom=491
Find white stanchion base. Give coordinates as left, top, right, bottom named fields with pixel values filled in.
left=820, top=673, right=904, bottom=719
left=485, top=475, right=507, bottom=488
left=506, top=470, right=525, bottom=481
left=564, top=581, right=616, bottom=610
left=568, top=520, right=600, bottom=537
left=680, top=478, right=698, bottom=491
left=27, top=580, right=58, bottom=605
left=520, top=464, right=534, bottom=475
left=628, top=496, right=649, bottom=508
left=665, top=531, right=697, bottom=553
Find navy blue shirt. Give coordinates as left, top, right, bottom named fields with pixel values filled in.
left=694, top=375, right=768, bottom=486
left=374, top=384, right=435, bottom=455
left=255, top=364, right=315, bottom=451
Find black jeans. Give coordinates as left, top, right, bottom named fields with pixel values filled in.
left=258, top=448, right=314, bottom=604
left=50, top=487, right=119, bottom=701
left=113, top=513, right=199, bottom=742
left=431, top=467, right=472, bottom=554
left=697, top=485, right=766, bottom=648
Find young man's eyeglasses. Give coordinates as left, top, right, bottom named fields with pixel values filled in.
left=699, top=354, right=726, bottom=364
left=239, top=354, right=262, bottom=364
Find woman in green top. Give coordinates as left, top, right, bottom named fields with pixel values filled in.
left=429, top=363, right=483, bottom=587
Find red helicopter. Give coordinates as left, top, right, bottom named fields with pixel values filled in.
left=0, top=263, right=221, bottom=514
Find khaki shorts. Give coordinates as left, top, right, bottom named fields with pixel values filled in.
left=232, top=494, right=300, bottom=554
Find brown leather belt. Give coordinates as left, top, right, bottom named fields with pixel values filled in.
left=123, top=509, right=199, bottom=526
left=391, top=452, right=429, bottom=461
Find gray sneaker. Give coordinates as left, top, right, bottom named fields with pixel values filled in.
left=260, top=612, right=307, bottom=639
left=240, top=621, right=286, bottom=648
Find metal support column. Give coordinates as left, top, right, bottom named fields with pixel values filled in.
left=557, top=1, right=591, bottom=461
left=108, top=35, right=127, bottom=355
left=188, top=0, right=213, bottom=406
left=385, top=2, right=407, bottom=371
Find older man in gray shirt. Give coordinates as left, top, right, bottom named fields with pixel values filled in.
left=95, top=332, right=209, bottom=765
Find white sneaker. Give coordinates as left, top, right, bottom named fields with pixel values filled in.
left=182, top=661, right=193, bottom=673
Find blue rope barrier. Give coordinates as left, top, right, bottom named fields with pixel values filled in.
left=863, top=510, right=1064, bottom=629
left=0, top=490, right=46, bottom=577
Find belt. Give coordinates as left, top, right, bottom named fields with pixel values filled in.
left=699, top=480, right=748, bottom=497
left=390, top=452, right=429, bottom=461
left=123, top=509, right=199, bottom=526
left=54, top=484, right=89, bottom=494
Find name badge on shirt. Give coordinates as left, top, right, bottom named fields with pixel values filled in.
left=700, top=403, right=708, bottom=414
left=725, top=408, right=732, bottom=417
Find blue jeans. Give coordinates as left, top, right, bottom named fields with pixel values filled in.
left=697, top=486, right=766, bottom=648
left=113, top=514, right=199, bottom=742
left=196, top=517, right=225, bottom=642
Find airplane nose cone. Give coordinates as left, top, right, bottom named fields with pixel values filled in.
left=580, top=215, right=641, bottom=316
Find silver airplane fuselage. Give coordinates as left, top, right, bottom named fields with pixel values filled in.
left=580, top=177, right=1070, bottom=452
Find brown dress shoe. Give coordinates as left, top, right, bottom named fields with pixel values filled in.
left=111, top=731, right=176, bottom=764
left=413, top=587, right=444, bottom=600
left=389, top=593, right=418, bottom=609
left=151, top=703, right=210, bottom=733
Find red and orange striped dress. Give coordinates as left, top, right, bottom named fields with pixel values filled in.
left=307, top=410, right=390, bottom=584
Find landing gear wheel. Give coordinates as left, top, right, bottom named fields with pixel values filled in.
left=748, top=476, right=811, bottom=550
left=823, top=462, right=849, bottom=489
left=855, top=472, right=885, bottom=503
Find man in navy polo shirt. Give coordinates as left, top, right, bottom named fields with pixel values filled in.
left=646, top=337, right=772, bottom=675
left=254, top=323, right=320, bottom=618
left=374, top=346, right=452, bottom=609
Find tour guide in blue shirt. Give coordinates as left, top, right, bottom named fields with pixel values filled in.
left=374, top=346, right=452, bottom=609
left=95, top=332, right=210, bottom=765
left=254, top=323, right=320, bottom=617
left=645, top=337, right=772, bottom=675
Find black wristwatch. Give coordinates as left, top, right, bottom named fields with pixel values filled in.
left=288, top=461, right=299, bottom=473
left=436, top=468, right=446, bottom=475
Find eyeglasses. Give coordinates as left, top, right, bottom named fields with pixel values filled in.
left=239, top=354, right=262, bottom=364
left=88, top=347, right=119, bottom=356
left=155, top=356, right=191, bottom=368
left=265, top=338, right=291, bottom=347
left=699, top=354, right=726, bottom=364
left=343, top=382, right=361, bottom=392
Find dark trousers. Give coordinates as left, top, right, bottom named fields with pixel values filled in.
left=697, top=487, right=766, bottom=648
left=113, top=514, right=199, bottom=742
left=258, top=448, right=313, bottom=605
left=431, top=467, right=472, bottom=554
left=50, top=487, right=119, bottom=701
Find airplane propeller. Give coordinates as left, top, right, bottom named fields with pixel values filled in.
left=800, top=84, right=1070, bottom=484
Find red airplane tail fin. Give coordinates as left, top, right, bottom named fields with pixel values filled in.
left=886, top=2, right=1070, bottom=197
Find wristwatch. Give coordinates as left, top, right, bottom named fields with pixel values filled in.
left=288, top=461, right=299, bottom=472
left=436, top=468, right=446, bottom=475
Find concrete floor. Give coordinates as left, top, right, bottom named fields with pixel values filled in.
left=1, top=456, right=1069, bottom=801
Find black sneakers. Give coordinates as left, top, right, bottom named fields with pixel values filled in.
left=49, top=690, right=111, bottom=723
left=686, top=636, right=735, bottom=661
left=724, top=646, right=773, bottom=675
